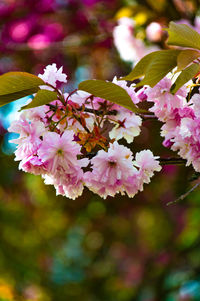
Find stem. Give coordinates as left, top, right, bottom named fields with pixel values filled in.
left=167, top=182, right=200, bottom=206
left=159, top=157, right=186, bottom=165
left=83, top=108, right=117, bottom=116
left=73, top=114, right=90, bottom=133
left=140, top=114, right=157, bottom=120
left=66, top=89, right=78, bottom=103
left=90, top=97, right=101, bottom=127
left=46, top=83, right=66, bottom=105
left=52, top=115, right=68, bottom=131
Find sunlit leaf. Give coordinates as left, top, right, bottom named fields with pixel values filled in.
left=121, top=51, right=159, bottom=81
left=167, top=21, right=200, bottom=50
left=171, top=63, right=200, bottom=94
left=122, top=50, right=180, bottom=87
left=177, top=49, right=200, bottom=71
left=20, top=89, right=58, bottom=110
left=0, top=72, right=45, bottom=106
left=78, top=80, right=143, bottom=113
left=138, top=50, right=181, bottom=87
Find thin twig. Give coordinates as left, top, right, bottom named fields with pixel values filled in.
left=159, top=157, right=186, bottom=165
left=167, top=182, right=200, bottom=206
left=139, top=114, right=157, bottom=119
left=66, top=89, right=78, bottom=103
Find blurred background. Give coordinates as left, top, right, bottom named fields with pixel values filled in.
left=0, top=0, right=200, bottom=300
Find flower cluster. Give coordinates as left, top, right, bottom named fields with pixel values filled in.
left=144, top=77, right=200, bottom=172
left=9, top=64, right=161, bottom=199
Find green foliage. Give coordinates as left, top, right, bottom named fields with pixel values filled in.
left=121, top=50, right=180, bottom=87
left=171, top=63, right=200, bottom=94
left=0, top=72, right=44, bottom=106
left=121, top=22, right=200, bottom=94
left=120, top=51, right=160, bottom=81
left=79, top=79, right=143, bottom=113
left=167, top=21, right=200, bottom=50
left=177, top=49, right=200, bottom=72
left=20, top=89, right=58, bottom=110
left=2, top=1, right=200, bottom=301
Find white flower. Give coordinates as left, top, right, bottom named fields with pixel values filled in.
left=109, top=112, right=142, bottom=143
left=70, top=90, right=91, bottom=105
left=179, top=118, right=193, bottom=138
left=38, top=63, right=67, bottom=87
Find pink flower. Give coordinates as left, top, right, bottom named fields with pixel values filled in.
left=146, top=22, right=163, bottom=42
left=134, top=150, right=161, bottom=182
left=38, top=63, right=67, bottom=87
left=113, top=17, right=159, bottom=63
left=85, top=143, right=161, bottom=198
left=84, top=141, right=138, bottom=198
left=178, top=118, right=193, bottom=138
left=136, top=87, right=148, bottom=102
left=23, top=106, right=48, bottom=122
left=124, top=150, right=161, bottom=197
left=145, top=78, right=200, bottom=172
left=146, top=77, right=188, bottom=122
left=43, top=165, right=85, bottom=200
left=8, top=115, right=45, bottom=161
left=37, top=130, right=89, bottom=199
left=112, top=76, right=140, bottom=104
left=37, top=131, right=82, bottom=174
left=19, top=155, right=47, bottom=175
left=170, top=118, right=200, bottom=171
left=122, top=173, right=142, bottom=198
left=70, top=90, right=91, bottom=106
left=191, top=93, right=200, bottom=117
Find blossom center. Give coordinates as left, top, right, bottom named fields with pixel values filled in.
left=108, top=161, right=116, bottom=167
left=57, top=148, right=64, bottom=155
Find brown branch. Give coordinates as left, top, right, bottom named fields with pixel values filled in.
left=159, top=157, right=186, bottom=165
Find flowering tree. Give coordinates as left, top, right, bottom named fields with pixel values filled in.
left=1, top=22, right=200, bottom=200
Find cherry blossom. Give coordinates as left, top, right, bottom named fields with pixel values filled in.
left=38, top=63, right=67, bottom=87
left=8, top=63, right=162, bottom=199
left=109, top=111, right=142, bottom=143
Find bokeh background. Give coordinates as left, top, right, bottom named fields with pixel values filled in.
left=1, top=1, right=200, bottom=300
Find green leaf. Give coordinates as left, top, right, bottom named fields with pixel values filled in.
left=138, top=50, right=180, bottom=87
left=0, top=88, right=41, bottom=107
left=78, top=80, right=143, bottom=113
left=0, top=72, right=45, bottom=107
left=167, top=21, right=200, bottom=50
left=177, top=49, right=200, bottom=71
left=170, top=63, right=200, bottom=94
left=120, top=51, right=159, bottom=81
left=20, top=89, right=58, bottom=110
left=122, top=50, right=180, bottom=87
